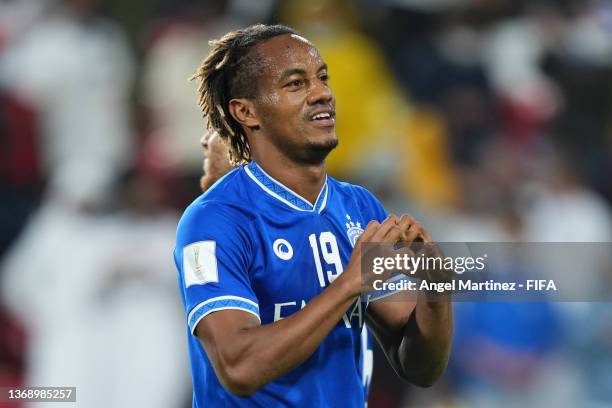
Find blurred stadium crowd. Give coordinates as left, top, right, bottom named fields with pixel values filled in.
left=1, top=0, right=612, bottom=407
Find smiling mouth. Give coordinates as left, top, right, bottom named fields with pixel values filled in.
left=308, top=111, right=336, bottom=127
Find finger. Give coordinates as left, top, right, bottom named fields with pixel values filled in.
left=403, top=223, right=424, bottom=243
left=381, top=223, right=403, bottom=243
left=399, top=213, right=415, bottom=225
left=356, top=220, right=380, bottom=245
left=413, top=225, right=432, bottom=243
left=375, top=225, right=402, bottom=245
left=421, top=229, right=433, bottom=243
left=371, top=214, right=400, bottom=242
left=380, top=215, right=408, bottom=244
left=399, top=213, right=423, bottom=241
left=397, top=214, right=415, bottom=241
left=400, top=213, right=434, bottom=243
left=371, top=215, right=398, bottom=242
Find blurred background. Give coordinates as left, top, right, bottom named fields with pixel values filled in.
left=1, top=0, right=612, bottom=407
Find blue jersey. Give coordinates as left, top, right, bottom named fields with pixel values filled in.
left=174, top=161, right=389, bottom=407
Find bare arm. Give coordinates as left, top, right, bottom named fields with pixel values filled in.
left=196, top=278, right=358, bottom=396
left=366, top=214, right=454, bottom=387
left=195, top=217, right=403, bottom=396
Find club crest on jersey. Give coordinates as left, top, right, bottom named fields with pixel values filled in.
left=273, top=238, right=294, bottom=260
left=345, top=215, right=364, bottom=247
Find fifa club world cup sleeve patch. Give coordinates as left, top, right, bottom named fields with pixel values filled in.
left=183, top=241, right=219, bottom=287
left=176, top=200, right=261, bottom=335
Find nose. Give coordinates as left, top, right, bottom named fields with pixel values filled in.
left=200, top=131, right=212, bottom=150
left=307, top=78, right=334, bottom=106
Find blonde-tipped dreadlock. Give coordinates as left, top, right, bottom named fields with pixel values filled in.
left=191, top=24, right=298, bottom=165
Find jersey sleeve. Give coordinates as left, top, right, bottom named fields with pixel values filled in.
left=351, top=185, right=388, bottom=224
left=175, top=201, right=259, bottom=334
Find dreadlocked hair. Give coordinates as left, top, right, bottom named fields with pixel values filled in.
left=191, top=24, right=299, bottom=165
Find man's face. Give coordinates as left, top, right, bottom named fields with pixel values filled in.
left=251, top=34, right=337, bottom=165
left=200, top=131, right=233, bottom=192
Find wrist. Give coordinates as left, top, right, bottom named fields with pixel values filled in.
left=332, top=272, right=361, bottom=300
left=418, top=289, right=452, bottom=304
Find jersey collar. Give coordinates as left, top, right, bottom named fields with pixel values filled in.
left=244, top=161, right=328, bottom=213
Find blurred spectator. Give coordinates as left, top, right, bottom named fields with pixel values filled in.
left=571, top=302, right=612, bottom=407
left=0, top=309, right=27, bottom=406
left=0, top=0, right=50, bottom=47
left=563, top=0, right=612, bottom=66
left=141, top=0, right=236, bottom=177
left=0, top=91, right=42, bottom=260
left=482, top=2, right=565, bottom=141
left=521, top=148, right=612, bottom=407
left=0, top=0, right=134, bottom=208
left=523, top=149, right=612, bottom=243
left=446, top=300, right=562, bottom=408
left=1, top=167, right=190, bottom=408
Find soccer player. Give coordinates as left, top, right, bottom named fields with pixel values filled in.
left=175, top=24, right=453, bottom=407
left=199, top=130, right=234, bottom=192
left=197, top=128, right=376, bottom=404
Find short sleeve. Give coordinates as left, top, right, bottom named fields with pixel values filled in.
left=351, top=185, right=388, bottom=224
left=175, top=201, right=259, bottom=334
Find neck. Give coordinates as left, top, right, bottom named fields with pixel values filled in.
left=251, top=150, right=327, bottom=206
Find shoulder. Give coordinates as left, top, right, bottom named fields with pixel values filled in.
left=199, top=167, right=248, bottom=200
left=328, top=177, right=381, bottom=205
left=328, top=177, right=388, bottom=221
left=176, top=168, right=254, bottom=248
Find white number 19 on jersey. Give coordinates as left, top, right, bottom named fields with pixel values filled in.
left=308, top=232, right=344, bottom=287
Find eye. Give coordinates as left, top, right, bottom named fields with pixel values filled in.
left=286, top=79, right=304, bottom=89
left=320, top=74, right=329, bottom=82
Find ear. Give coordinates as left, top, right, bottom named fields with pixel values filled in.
left=228, top=98, right=260, bottom=130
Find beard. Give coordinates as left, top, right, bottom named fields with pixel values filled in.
left=279, top=136, right=338, bottom=166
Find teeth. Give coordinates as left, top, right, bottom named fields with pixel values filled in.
left=312, top=112, right=331, bottom=120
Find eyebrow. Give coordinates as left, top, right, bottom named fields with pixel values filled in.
left=279, top=64, right=328, bottom=81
